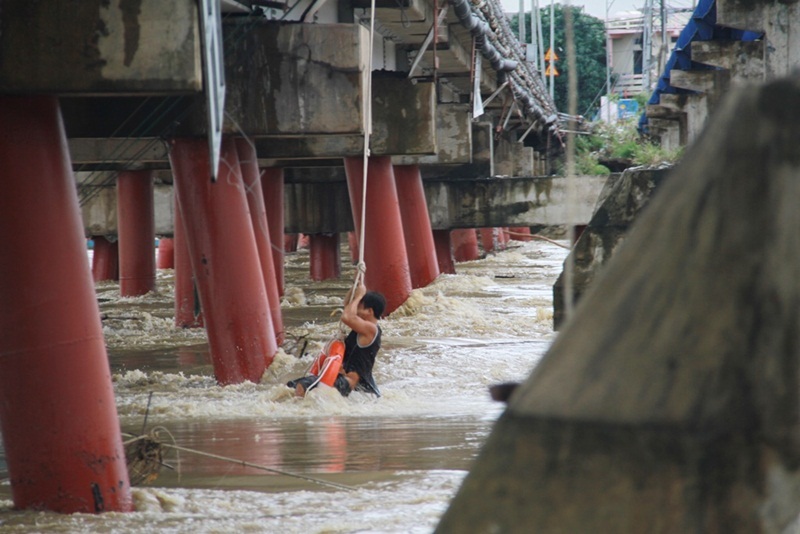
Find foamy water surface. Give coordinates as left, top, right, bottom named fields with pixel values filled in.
left=0, top=238, right=567, bottom=533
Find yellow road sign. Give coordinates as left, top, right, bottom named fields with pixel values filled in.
left=545, top=64, right=559, bottom=76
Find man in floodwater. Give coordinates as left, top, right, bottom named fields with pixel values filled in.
left=288, top=282, right=385, bottom=398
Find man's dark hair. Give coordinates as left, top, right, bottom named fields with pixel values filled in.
left=361, top=291, right=386, bottom=319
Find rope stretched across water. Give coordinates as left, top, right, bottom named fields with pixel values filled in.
left=123, top=429, right=356, bottom=492
left=502, top=229, right=571, bottom=249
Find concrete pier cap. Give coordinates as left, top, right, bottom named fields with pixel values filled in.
left=437, top=76, right=800, bottom=533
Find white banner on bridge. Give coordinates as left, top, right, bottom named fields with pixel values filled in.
left=473, top=54, right=484, bottom=118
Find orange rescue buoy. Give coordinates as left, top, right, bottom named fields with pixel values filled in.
left=310, top=339, right=345, bottom=386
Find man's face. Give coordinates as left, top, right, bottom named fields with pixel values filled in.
left=357, top=302, right=373, bottom=320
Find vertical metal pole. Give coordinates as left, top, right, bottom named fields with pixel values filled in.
left=537, top=0, right=545, bottom=74
left=519, top=0, right=526, bottom=44
left=531, top=0, right=537, bottom=65
left=659, top=0, right=668, bottom=77
left=549, top=0, right=555, bottom=99
left=642, top=0, right=653, bottom=93
left=606, top=0, right=612, bottom=121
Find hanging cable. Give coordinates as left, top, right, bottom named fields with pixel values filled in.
left=76, top=10, right=262, bottom=207
left=350, top=0, right=377, bottom=304
left=564, top=4, right=578, bottom=321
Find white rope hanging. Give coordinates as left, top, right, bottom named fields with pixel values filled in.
left=351, top=0, right=377, bottom=301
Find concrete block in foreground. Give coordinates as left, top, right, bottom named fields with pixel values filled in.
left=437, top=76, right=800, bottom=533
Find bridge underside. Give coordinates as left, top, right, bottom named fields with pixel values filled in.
left=2, top=1, right=560, bottom=183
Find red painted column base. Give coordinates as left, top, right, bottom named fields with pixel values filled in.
left=92, top=236, right=119, bottom=282
left=510, top=226, right=532, bottom=241
left=174, top=193, right=203, bottom=328
left=260, top=167, right=285, bottom=297
left=236, top=138, right=283, bottom=348
left=0, top=95, right=132, bottom=513
left=157, top=237, right=175, bottom=269
left=310, top=233, right=342, bottom=281
left=394, top=164, right=439, bottom=289
left=451, top=229, right=480, bottom=262
left=284, top=234, right=299, bottom=252
left=433, top=230, right=456, bottom=275
left=344, top=156, right=412, bottom=315
left=479, top=228, right=497, bottom=253
left=117, top=170, right=155, bottom=296
left=169, top=137, right=271, bottom=384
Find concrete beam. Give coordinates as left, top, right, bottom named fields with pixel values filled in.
left=669, top=70, right=730, bottom=97
left=80, top=173, right=608, bottom=236
left=0, top=0, right=201, bottom=94
left=494, top=137, right=534, bottom=177
left=67, top=79, right=437, bottom=164
left=424, top=176, right=607, bottom=230
left=370, top=77, right=437, bottom=155
left=392, top=104, right=473, bottom=165
left=691, top=41, right=765, bottom=81
left=659, top=93, right=708, bottom=145
left=82, top=183, right=174, bottom=237
left=69, top=138, right=170, bottom=170
left=215, top=21, right=370, bottom=136
left=646, top=118, right=682, bottom=152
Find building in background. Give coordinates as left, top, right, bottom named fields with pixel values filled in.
left=600, top=3, right=692, bottom=121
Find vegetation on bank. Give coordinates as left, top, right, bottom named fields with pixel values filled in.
left=507, top=6, right=683, bottom=176
left=561, top=101, right=685, bottom=176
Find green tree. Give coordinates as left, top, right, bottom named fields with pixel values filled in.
left=510, top=5, right=607, bottom=117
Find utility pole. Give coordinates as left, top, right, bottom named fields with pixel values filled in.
left=605, top=0, right=614, bottom=122
left=549, top=0, right=554, bottom=99
left=530, top=0, right=538, bottom=69
left=642, top=0, right=653, bottom=93
left=658, top=0, right=669, bottom=77
left=519, top=0, right=526, bottom=44
left=537, top=0, right=545, bottom=74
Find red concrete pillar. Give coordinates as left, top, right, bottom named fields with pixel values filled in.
left=479, top=228, right=497, bottom=253
left=0, top=96, right=132, bottom=513
left=347, top=231, right=359, bottom=264
left=298, top=233, right=310, bottom=249
left=174, top=193, right=203, bottom=328
left=510, top=226, right=532, bottom=241
left=117, top=170, right=155, bottom=296
left=310, top=233, right=341, bottom=281
left=157, top=237, right=175, bottom=269
left=236, top=138, right=284, bottom=347
left=452, top=229, right=480, bottom=261
left=344, top=156, right=412, bottom=314
left=393, top=164, right=440, bottom=289
left=260, top=167, right=285, bottom=296
left=169, top=137, right=272, bottom=384
left=433, top=230, right=456, bottom=274
left=92, top=235, right=119, bottom=282
left=284, top=234, right=299, bottom=252
left=501, top=228, right=511, bottom=247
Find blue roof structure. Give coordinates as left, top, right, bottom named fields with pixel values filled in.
left=638, top=0, right=762, bottom=132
